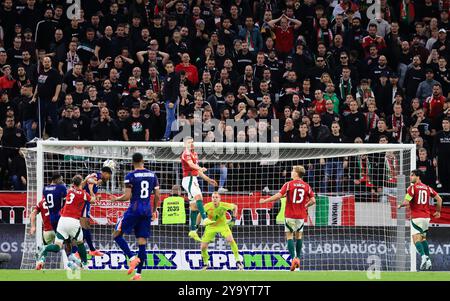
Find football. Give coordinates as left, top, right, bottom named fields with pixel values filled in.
left=103, top=159, right=117, bottom=172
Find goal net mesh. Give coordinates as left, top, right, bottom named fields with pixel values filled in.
left=21, top=142, right=414, bottom=271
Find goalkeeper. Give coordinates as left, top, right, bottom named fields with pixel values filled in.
left=199, top=192, right=244, bottom=270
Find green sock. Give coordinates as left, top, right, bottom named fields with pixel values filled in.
left=41, top=244, right=60, bottom=259
left=230, top=240, right=240, bottom=261
left=296, top=239, right=303, bottom=258
left=196, top=200, right=207, bottom=219
left=190, top=210, right=199, bottom=231
left=201, top=248, right=209, bottom=264
left=77, top=242, right=88, bottom=264
left=415, top=241, right=425, bottom=256
left=422, top=240, right=430, bottom=256
left=287, top=239, right=296, bottom=259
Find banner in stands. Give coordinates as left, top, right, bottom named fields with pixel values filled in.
left=3, top=224, right=450, bottom=271
left=1, top=192, right=449, bottom=225
left=0, top=192, right=27, bottom=224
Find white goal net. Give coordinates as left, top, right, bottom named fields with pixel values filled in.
left=21, top=141, right=416, bottom=271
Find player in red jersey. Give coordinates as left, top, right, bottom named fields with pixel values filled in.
left=398, top=169, right=442, bottom=271
left=30, top=197, right=55, bottom=245
left=36, top=175, right=92, bottom=270
left=260, top=165, right=315, bottom=271
left=181, top=136, right=218, bottom=242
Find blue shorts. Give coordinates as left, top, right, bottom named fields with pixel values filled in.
left=82, top=201, right=90, bottom=218
left=115, top=210, right=151, bottom=238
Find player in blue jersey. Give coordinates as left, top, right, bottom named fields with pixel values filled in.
left=79, top=166, right=113, bottom=256
left=42, top=174, right=67, bottom=231
left=112, top=153, right=160, bottom=281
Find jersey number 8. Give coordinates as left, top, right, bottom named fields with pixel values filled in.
left=140, top=181, right=149, bottom=198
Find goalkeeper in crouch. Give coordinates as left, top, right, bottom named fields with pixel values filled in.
left=260, top=165, right=315, bottom=271
left=200, top=192, right=244, bottom=270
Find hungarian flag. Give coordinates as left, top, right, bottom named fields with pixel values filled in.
left=309, top=195, right=355, bottom=226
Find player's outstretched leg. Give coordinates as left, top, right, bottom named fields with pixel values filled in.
left=196, top=198, right=214, bottom=226
left=131, top=240, right=146, bottom=280
left=188, top=203, right=201, bottom=241
left=200, top=242, right=210, bottom=270
left=422, top=239, right=432, bottom=270
left=226, top=235, right=243, bottom=270
left=36, top=244, right=61, bottom=270
left=113, top=230, right=140, bottom=274
left=81, top=227, right=103, bottom=256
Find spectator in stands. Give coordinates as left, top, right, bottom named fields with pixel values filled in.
left=32, top=56, right=61, bottom=138
left=433, top=117, right=450, bottom=191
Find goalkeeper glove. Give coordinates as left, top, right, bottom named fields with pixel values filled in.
left=228, top=216, right=236, bottom=228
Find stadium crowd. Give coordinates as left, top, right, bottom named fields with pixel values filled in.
left=0, top=0, right=449, bottom=194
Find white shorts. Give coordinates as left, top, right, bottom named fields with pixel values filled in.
left=56, top=216, right=83, bottom=244
left=285, top=218, right=305, bottom=233
left=182, top=176, right=202, bottom=201
left=43, top=230, right=55, bottom=245
left=411, top=218, right=431, bottom=236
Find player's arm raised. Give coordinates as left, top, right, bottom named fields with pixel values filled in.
left=186, top=157, right=218, bottom=186
left=198, top=169, right=218, bottom=187
left=260, top=192, right=283, bottom=204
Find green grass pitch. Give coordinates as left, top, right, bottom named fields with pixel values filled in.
left=0, top=270, right=450, bottom=281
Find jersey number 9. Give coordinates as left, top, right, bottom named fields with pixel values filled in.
left=46, top=194, right=54, bottom=209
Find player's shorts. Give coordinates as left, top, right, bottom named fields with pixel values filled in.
left=55, top=216, right=83, bottom=244
left=411, top=218, right=431, bottom=236
left=285, top=218, right=305, bottom=233
left=201, top=225, right=232, bottom=243
left=182, top=176, right=202, bottom=201
left=43, top=230, right=55, bottom=245
left=115, top=210, right=151, bottom=238
left=82, top=201, right=90, bottom=218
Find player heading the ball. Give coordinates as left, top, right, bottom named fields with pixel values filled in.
left=181, top=136, right=218, bottom=242
left=36, top=175, right=92, bottom=270
left=111, top=152, right=160, bottom=281
left=398, top=169, right=442, bottom=271
left=79, top=163, right=114, bottom=257
left=260, top=165, right=316, bottom=272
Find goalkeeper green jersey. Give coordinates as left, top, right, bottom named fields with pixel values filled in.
left=204, top=201, right=235, bottom=227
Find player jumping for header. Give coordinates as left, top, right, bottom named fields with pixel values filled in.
left=36, top=175, right=92, bottom=270
left=181, top=136, right=218, bottom=242
left=260, top=165, right=316, bottom=271
left=200, top=192, right=244, bottom=270
left=79, top=166, right=113, bottom=256
left=398, top=169, right=442, bottom=271
left=112, top=153, right=160, bottom=280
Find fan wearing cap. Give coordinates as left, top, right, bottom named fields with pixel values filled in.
left=432, top=29, right=449, bottom=57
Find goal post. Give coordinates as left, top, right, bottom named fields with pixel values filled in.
left=21, top=140, right=416, bottom=271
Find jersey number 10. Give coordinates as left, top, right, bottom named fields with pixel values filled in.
left=417, top=190, right=428, bottom=205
